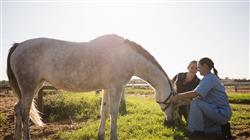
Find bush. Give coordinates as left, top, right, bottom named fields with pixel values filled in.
left=43, top=91, right=101, bottom=122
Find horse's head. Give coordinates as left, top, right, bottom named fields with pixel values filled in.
left=156, top=86, right=181, bottom=126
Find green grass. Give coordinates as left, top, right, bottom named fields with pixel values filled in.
left=56, top=95, right=185, bottom=140
left=0, top=113, right=5, bottom=125
left=43, top=90, right=250, bottom=140
left=227, top=92, right=250, bottom=104
left=230, top=104, right=250, bottom=128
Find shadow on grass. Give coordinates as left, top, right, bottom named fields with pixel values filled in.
left=163, top=119, right=189, bottom=140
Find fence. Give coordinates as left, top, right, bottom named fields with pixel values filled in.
left=224, top=82, right=250, bottom=92
left=1, top=82, right=249, bottom=113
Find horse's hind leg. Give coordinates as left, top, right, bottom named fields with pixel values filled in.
left=19, top=82, right=42, bottom=140
left=98, top=89, right=110, bottom=140
left=14, top=102, right=22, bottom=140
left=21, top=95, right=34, bottom=140
left=109, top=86, right=123, bottom=140
left=14, top=86, right=34, bottom=140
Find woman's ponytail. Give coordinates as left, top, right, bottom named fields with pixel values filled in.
left=212, top=66, right=219, bottom=79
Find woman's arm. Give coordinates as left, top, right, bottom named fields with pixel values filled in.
left=171, top=91, right=198, bottom=103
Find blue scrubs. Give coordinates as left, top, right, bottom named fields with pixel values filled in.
left=188, top=73, right=232, bottom=133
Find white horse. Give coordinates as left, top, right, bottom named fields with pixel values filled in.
left=7, top=34, right=175, bottom=140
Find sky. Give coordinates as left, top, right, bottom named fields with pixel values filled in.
left=0, top=0, right=249, bottom=80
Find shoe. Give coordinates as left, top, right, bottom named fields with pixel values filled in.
left=188, top=131, right=205, bottom=140
left=221, top=122, right=233, bottom=140
left=189, top=131, right=226, bottom=140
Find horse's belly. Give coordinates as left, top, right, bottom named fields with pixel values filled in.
left=58, top=86, right=99, bottom=92
left=46, top=76, right=105, bottom=92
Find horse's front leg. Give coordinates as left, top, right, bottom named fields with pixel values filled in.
left=109, top=87, right=123, bottom=140
left=98, top=90, right=110, bottom=140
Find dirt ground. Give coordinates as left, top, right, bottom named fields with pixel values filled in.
left=0, top=92, right=249, bottom=140
left=0, top=92, right=80, bottom=140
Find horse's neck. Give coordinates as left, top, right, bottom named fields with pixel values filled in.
left=134, top=58, right=171, bottom=100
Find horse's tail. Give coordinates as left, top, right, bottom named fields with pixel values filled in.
left=7, top=43, right=44, bottom=127
left=30, top=100, right=44, bottom=127
left=7, top=43, right=21, bottom=99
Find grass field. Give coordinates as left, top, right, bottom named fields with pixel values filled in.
left=227, top=92, right=250, bottom=104
left=42, top=90, right=250, bottom=140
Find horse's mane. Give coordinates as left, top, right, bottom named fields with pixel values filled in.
left=124, top=39, right=171, bottom=82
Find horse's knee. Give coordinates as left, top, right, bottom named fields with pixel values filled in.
left=14, top=102, right=22, bottom=125
left=14, top=103, right=23, bottom=124
left=14, top=102, right=21, bottom=115
left=14, top=102, right=29, bottom=117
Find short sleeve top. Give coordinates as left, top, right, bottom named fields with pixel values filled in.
left=194, top=73, right=232, bottom=117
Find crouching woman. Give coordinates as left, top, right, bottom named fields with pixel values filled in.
left=171, top=57, right=232, bottom=139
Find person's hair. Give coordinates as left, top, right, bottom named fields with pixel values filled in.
left=199, top=57, right=219, bottom=78
left=187, top=60, right=197, bottom=69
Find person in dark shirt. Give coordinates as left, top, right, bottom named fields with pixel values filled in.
left=172, top=60, right=200, bottom=123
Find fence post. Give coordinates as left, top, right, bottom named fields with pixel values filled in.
left=234, top=85, right=238, bottom=92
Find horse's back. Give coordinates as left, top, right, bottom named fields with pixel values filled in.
left=14, top=34, right=127, bottom=58
left=10, top=35, right=135, bottom=91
